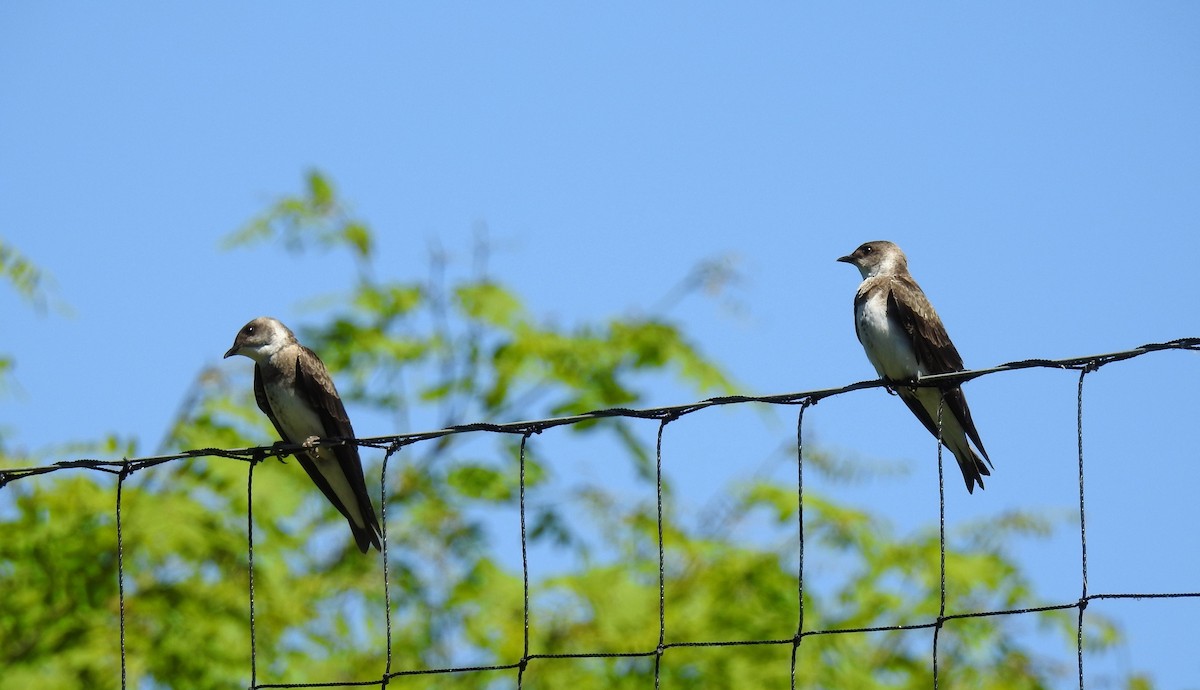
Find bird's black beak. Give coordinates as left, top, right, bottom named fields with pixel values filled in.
left=223, top=346, right=239, bottom=359
left=836, top=254, right=854, bottom=264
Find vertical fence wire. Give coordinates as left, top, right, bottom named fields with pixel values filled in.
left=932, top=395, right=947, bottom=689
left=115, top=465, right=129, bottom=690
left=790, top=400, right=812, bottom=690
left=517, top=432, right=532, bottom=689
left=247, top=456, right=258, bottom=690
left=1076, top=367, right=1091, bottom=690
left=653, top=416, right=673, bottom=689
left=380, top=443, right=399, bottom=687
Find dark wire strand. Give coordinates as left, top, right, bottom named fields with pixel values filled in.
left=933, top=396, right=946, bottom=689
left=1076, top=368, right=1090, bottom=690
left=790, top=400, right=811, bottom=690
left=116, top=464, right=129, bottom=690
left=518, top=433, right=532, bottom=689
left=7, top=338, right=1196, bottom=489
left=247, top=456, right=258, bottom=690
left=380, top=444, right=398, bottom=686
left=654, top=416, right=672, bottom=690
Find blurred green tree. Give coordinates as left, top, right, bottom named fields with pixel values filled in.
left=0, top=183, right=1152, bottom=689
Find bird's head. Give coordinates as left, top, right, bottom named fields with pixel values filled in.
left=224, top=317, right=295, bottom=363
left=837, top=240, right=907, bottom=279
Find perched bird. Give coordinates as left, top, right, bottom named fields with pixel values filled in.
left=837, top=241, right=993, bottom=493
left=224, top=317, right=382, bottom=552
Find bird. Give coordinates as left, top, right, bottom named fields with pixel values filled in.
left=837, top=241, right=993, bottom=493
left=224, top=316, right=383, bottom=552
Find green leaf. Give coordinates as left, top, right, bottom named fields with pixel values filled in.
left=447, top=463, right=514, bottom=501
left=455, top=282, right=524, bottom=327
left=307, top=169, right=334, bottom=210
left=342, top=221, right=372, bottom=259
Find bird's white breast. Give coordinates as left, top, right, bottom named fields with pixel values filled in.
left=855, top=287, right=920, bottom=381
left=265, top=379, right=326, bottom=443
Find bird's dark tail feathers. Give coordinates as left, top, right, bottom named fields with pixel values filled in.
left=953, top=447, right=992, bottom=494
left=349, top=519, right=383, bottom=553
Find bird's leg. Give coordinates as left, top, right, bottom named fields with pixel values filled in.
left=301, top=435, right=322, bottom=449
left=882, top=376, right=920, bottom=397
left=269, top=440, right=290, bottom=464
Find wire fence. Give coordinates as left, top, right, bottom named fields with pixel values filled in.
left=3, top=337, right=1199, bottom=689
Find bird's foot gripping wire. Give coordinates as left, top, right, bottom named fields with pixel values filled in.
left=269, top=441, right=290, bottom=464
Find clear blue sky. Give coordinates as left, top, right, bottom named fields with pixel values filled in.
left=2, top=3, right=1198, bottom=687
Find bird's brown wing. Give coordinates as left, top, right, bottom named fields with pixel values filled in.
left=887, top=275, right=963, bottom=374
left=293, top=346, right=356, bottom=442
left=887, top=277, right=991, bottom=463
left=293, top=347, right=382, bottom=552
left=256, top=360, right=350, bottom=520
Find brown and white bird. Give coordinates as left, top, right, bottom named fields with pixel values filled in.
left=837, top=241, right=993, bottom=493
left=224, top=317, right=383, bottom=552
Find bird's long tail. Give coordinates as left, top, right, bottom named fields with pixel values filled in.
left=349, top=518, right=383, bottom=553
left=950, top=445, right=991, bottom=494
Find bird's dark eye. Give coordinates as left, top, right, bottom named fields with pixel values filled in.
left=862, top=245, right=873, bottom=254
left=245, top=326, right=256, bottom=335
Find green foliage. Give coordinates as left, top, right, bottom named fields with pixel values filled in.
left=223, top=170, right=373, bottom=263
left=0, top=237, right=64, bottom=400
left=0, top=174, right=1155, bottom=689
left=0, top=238, right=50, bottom=311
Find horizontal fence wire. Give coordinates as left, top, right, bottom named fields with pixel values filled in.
left=6, top=337, right=1197, bottom=487
left=2, top=337, right=1199, bottom=689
